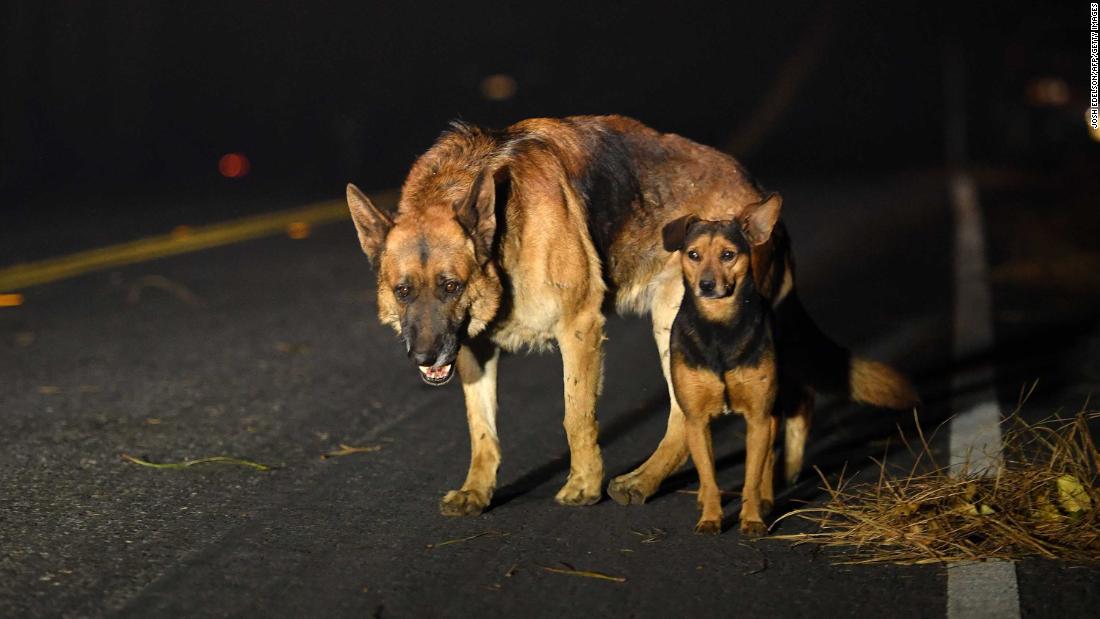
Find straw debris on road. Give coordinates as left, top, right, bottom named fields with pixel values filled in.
left=773, top=410, right=1100, bottom=564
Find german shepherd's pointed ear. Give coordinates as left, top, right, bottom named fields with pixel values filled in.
left=347, top=183, right=394, bottom=264
left=662, top=214, right=699, bottom=252
left=741, top=193, right=782, bottom=246
left=455, top=167, right=497, bottom=265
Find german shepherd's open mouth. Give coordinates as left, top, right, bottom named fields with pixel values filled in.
left=417, top=363, right=456, bottom=386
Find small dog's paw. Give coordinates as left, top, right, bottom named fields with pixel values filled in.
left=555, top=476, right=602, bottom=506
left=739, top=519, right=767, bottom=538
left=694, top=519, right=721, bottom=535
left=607, top=475, right=652, bottom=506
left=439, top=489, right=488, bottom=516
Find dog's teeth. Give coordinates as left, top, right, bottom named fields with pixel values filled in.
left=417, top=363, right=452, bottom=382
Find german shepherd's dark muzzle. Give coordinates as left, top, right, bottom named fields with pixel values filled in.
left=402, top=310, right=461, bottom=385
left=346, top=167, right=503, bottom=389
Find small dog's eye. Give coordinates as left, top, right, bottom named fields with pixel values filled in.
left=720, top=250, right=735, bottom=261
left=443, top=280, right=460, bottom=294
left=687, top=250, right=701, bottom=261
left=395, top=284, right=411, bottom=298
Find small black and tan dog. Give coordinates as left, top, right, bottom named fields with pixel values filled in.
left=661, top=193, right=917, bottom=536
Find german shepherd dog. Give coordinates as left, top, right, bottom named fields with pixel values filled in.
left=345, top=115, right=916, bottom=517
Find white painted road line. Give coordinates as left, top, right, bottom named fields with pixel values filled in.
left=949, top=174, right=1003, bottom=474
left=946, top=172, right=1020, bottom=619
left=948, top=561, right=1021, bottom=619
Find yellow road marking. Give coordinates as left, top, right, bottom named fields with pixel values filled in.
left=0, top=191, right=397, bottom=293
left=0, top=293, right=24, bottom=307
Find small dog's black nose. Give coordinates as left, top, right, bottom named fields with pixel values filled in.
left=411, top=350, right=437, bottom=366
left=698, top=279, right=716, bottom=293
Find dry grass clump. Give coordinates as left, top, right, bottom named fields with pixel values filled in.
left=772, top=409, right=1100, bottom=564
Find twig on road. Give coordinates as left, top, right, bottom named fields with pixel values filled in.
left=540, top=563, right=626, bottom=583
left=320, top=443, right=383, bottom=459
left=739, top=542, right=769, bottom=575
left=120, top=453, right=272, bottom=471
left=124, top=274, right=206, bottom=307
left=629, top=527, right=668, bottom=543
left=425, top=530, right=508, bottom=549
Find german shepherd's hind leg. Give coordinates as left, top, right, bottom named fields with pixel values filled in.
left=440, top=340, right=501, bottom=516
left=608, top=273, right=688, bottom=505
left=553, top=311, right=606, bottom=506
left=783, top=390, right=814, bottom=485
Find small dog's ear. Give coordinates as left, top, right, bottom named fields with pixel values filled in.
left=741, top=193, right=782, bottom=246
left=662, top=215, right=698, bottom=252
left=347, top=183, right=394, bottom=264
left=455, top=167, right=498, bottom=264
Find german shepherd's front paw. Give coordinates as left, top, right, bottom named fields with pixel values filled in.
left=439, top=489, right=489, bottom=516
left=607, top=474, right=655, bottom=505
left=555, top=476, right=602, bottom=506
left=739, top=519, right=767, bottom=538
left=694, top=519, right=721, bottom=535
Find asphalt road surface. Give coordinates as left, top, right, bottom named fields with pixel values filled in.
left=2, top=169, right=1098, bottom=617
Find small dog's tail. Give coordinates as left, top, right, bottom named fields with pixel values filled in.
left=848, top=357, right=919, bottom=409
left=776, top=293, right=919, bottom=410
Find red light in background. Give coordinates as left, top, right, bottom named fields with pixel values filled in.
left=286, top=221, right=311, bottom=239
left=218, top=153, right=250, bottom=178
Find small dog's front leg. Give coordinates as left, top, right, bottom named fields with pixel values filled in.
left=685, top=415, right=722, bottom=534
left=673, top=361, right=727, bottom=534
left=739, top=413, right=774, bottom=537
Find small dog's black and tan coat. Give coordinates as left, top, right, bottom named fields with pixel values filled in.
left=661, top=195, right=918, bottom=535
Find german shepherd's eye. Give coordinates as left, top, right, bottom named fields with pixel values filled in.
left=443, top=280, right=462, bottom=295
left=395, top=284, right=412, bottom=299
left=720, top=250, right=735, bottom=262
left=686, top=250, right=701, bottom=261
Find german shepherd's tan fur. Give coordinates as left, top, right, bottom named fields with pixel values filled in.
left=345, top=115, right=916, bottom=517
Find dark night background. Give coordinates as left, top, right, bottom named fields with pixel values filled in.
left=3, top=2, right=1091, bottom=234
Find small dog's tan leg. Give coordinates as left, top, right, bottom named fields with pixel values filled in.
left=783, top=390, right=814, bottom=485
left=685, top=415, right=721, bottom=534
left=727, top=360, right=777, bottom=537
left=609, top=273, right=689, bottom=505
left=760, top=414, right=778, bottom=517
left=673, top=362, right=726, bottom=534
left=440, top=342, right=500, bottom=516
left=739, top=411, right=774, bottom=537
left=553, top=311, right=605, bottom=506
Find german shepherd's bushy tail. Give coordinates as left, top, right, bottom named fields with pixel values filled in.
left=776, top=292, right=919, bottom=409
